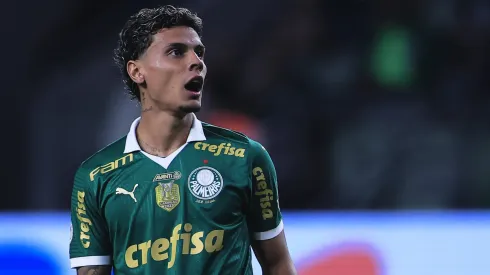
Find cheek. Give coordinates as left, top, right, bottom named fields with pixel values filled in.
left=147, top=69, right=183, bottom=101
left=143, top=59, right=186, bottom=98
left=146, top=66, right=175, bottom=88
left=167, top=67, right=187, bottom=92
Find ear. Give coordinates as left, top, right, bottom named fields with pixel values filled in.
left=127, top=60, right=145, bottom=84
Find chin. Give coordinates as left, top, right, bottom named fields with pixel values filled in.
left=178, top=103, right=201, bottom=114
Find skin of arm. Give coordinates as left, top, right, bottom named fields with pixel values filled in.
left=252, top=231, right=297, bottom=275
left=77, top=265, right=112, bottom=275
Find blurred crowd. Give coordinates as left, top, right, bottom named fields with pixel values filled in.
left=2, top=0, right=490, bottom=210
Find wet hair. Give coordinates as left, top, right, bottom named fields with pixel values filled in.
left=114, top=5, right=203, bottom=101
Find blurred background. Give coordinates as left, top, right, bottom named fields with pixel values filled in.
left=1, top=0, right=490, bottom=274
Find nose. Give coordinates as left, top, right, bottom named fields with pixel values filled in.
left=188, top=52, right=204, bottom=72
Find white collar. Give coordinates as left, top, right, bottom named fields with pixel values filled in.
left=123, top=113, right=206, bottom=154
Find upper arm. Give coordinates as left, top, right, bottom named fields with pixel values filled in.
left=247, top=141, right=295, bottom=274
left=70, top=166, right=112, bottom=269
left=77, top=265, right=112, bottom=275
left=252, top=231, right=296, bottom=275
left=247, top=141, right=283, bottom=240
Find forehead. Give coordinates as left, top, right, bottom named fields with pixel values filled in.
left=150, top=26, right=202, bottom=47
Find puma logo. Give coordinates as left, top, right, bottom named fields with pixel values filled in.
left=116, top=184, right=138, bottom=203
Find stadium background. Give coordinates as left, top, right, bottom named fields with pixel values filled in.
left=1, top=0, right=490, bottom=274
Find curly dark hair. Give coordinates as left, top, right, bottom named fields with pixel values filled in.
left=113, top=5, right=203, bottom=101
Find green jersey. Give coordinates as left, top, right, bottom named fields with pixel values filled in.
left=69, top=114, right=283, bottom=275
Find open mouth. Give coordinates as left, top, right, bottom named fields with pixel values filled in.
left=184, top=76, right=204, bottom=93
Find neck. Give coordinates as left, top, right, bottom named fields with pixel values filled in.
left=136, top=110, right=194, bottom=157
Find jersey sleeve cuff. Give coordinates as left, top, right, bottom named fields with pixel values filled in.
left=70, top=255, right=112, bottom=268
left=253, top=220, right=284, bottom=240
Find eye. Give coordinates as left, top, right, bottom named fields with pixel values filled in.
left=195, top=48, right=205, bottom=58
left=168, top=48, right=184, bottom=57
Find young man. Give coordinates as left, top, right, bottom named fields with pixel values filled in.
left=69, top=5, right=296, bottom=275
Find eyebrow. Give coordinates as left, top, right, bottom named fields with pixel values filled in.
left=166, top=42, right=205, bottom=51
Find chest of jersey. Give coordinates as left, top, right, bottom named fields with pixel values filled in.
left=100, top=146, right=251, bottom=234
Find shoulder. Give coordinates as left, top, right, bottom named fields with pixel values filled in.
left=76, top=136, right=134, bottom=182
left=201, top=122, right=250, bottom=145
left=200, top=122, right=267, bottom=160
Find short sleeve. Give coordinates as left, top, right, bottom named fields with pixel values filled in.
left=69, top=166, right=112, bottom=268
left=247, top=140, right=284, bottom=240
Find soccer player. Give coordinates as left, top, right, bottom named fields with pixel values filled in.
left=69, top=5, right=296, bottom=275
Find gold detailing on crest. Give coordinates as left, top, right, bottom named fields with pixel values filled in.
left=155, top=180, right=180, bottom=212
